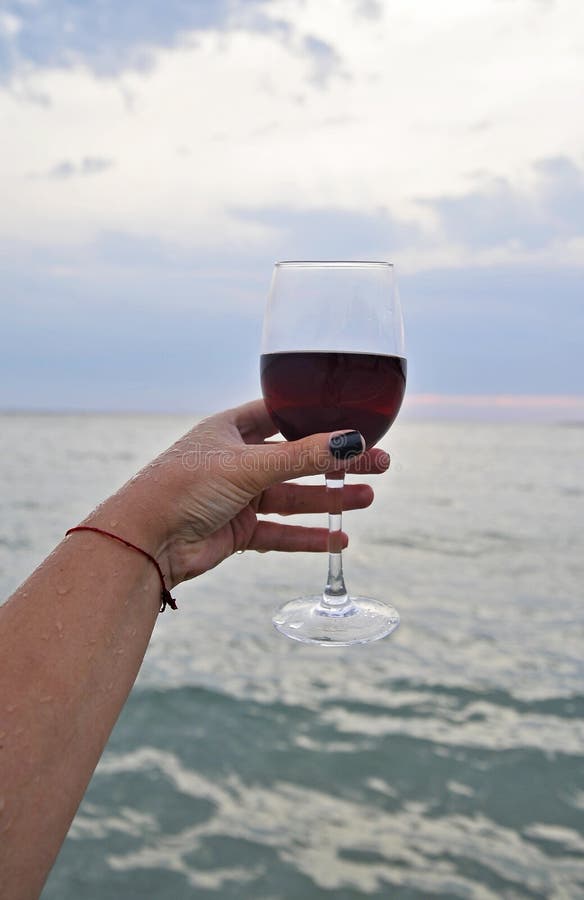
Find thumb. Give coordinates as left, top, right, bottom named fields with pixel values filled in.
left=255, top=430, right=366, bottom=488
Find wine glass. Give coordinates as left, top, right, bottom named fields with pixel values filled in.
left=260, top=261, right=406, bottom=646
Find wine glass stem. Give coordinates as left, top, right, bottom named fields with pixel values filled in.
left=322, top=474, right=350, bottom=609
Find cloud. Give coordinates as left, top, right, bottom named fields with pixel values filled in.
left=421, top=156, right=584, bottom=252
left=404, top=393, right=584, bottom=423
left=0, top=0, right=275, bottom=78
left=353, top=0, right=383, bottom=20
left=3, top=0, right=583, bottom=259
left=302, top=35, right=343, bottom=87
left=0, top=0, right=346, bottom=111
left=231, top=205, right=421, bottom=259
left=40, top=156, right=114, bottom=180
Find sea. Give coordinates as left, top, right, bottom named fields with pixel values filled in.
left=1, top=414, right=583, bottom=899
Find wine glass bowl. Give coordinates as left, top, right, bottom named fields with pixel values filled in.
left=260, top=350, right=406, bottom=449
left=260, top=261, right=406, bottom=646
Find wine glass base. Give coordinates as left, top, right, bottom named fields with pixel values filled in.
left=272, top=596, right=400, bottom=646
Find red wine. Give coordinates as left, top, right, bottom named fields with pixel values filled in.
left=260, top=351, right=407, bottom=448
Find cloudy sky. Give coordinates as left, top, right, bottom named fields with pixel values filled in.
left=1, top=0, right=583, bottom=416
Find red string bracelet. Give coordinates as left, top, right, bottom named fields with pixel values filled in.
left=65, top=526, right=177, bottom=613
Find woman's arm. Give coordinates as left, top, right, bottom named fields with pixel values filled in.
left=0, top=517, right=163, bottom=898
left=0, top=400, right=389, bottom=899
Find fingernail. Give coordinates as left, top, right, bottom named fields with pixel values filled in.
left=329, top=430, right=365, bottom=460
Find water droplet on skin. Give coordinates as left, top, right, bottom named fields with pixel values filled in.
left=1, top=816, right=14, bottom=834
left=56, top=621, right=63, bottom=634
left=56, top=585, right=70, bottom=596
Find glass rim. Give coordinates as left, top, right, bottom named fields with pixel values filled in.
left=275, top=260, right=394, bottom=268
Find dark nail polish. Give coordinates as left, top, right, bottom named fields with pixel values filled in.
left=329, top=430, right=365, bottom=460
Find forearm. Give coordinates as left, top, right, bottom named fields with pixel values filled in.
left=0, top=492, right=164, bottom=899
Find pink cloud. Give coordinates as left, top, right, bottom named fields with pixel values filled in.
left=402, top=394, right=584, bottom=421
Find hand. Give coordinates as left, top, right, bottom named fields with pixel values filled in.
left=94, top=400, right=391, bottom=588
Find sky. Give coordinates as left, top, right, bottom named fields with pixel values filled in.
left=1, top=0, right=583, bottom=417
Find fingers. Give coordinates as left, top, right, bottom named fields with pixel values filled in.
left=259, top=483, right=374, bottom=516
left=248, top=521, right=349, bottom=553
left=225, top=399, right=278, bottom=444
left=216, top=401, right=392, bottom=481
left=255, top=429, right=372, bottom=487
left=344, top=447, right=391, bottom=475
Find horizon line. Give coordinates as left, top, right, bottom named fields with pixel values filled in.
left=1, top=393, right=584, bottom=417
left=406, top=393, right=584, bottom=409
